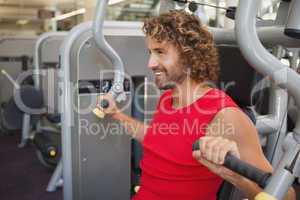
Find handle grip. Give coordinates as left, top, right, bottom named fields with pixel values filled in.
left=93, top=99, right=110, bottom=118
left=192, top=140, right=271, bottom=188
left=100, top=99, right=109, bottom=109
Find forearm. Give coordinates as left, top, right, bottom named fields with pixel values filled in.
left=112, top=112, right=148, bottom=143
left=227, top=175, right=296, bottom=200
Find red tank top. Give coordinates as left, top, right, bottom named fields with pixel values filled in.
left=132, top=88, right=238, bottom=200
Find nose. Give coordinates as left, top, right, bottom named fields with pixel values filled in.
left=148, top=54, right=159, bottom=70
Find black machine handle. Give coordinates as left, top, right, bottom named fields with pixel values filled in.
left=99, top=99, right=109, bottom=109
left=192, top=140, right=271, bottom=188
left=93, top=98, right=110, bottom=119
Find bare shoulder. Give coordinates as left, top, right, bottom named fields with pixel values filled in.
left=206, top=107, right=272, bottom=171
left=206, top=107, right=255, bottom=139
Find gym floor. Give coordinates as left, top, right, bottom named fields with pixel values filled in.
left=0, top=133, right=62, bottom=200
left=1, top=132, right=300, bottom=200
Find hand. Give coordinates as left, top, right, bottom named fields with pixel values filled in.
left=96, top=93, right=120, bottom=116
left=192, top=136, right=241, bottom=181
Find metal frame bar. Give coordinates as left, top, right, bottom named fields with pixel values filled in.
left=46, top=160, right=63, bottom=192
left=18, top=113, right=31, bottom=148
left=30, top=32, right=67, bottom=190
left=20, top=32, right=67, bottom=147
left=61, top=21, right=92, bottom=200
left=210, top=26, right=300, bottom=48
left=264, top=46, right=288, bottom=166
left=93, top=0, right=125, bottom=99
left=0, top=37, right=36, bottom=45
left=235, top=0, right=300, bottom=134
left=34, top=32, right=67, bottom=88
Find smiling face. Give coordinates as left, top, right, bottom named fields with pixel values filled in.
left=146, top=37, right=187, bottom=89
left=143, top=10, right=220, bottom=87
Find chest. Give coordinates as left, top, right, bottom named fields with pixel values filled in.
left=143, top=110, right=209, bottom=160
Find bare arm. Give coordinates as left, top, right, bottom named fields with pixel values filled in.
left=192, top=107, right=296, bottom=200
left=111, top=112, right=148, bottom=143
left=96, top=94, right=148, bottom=143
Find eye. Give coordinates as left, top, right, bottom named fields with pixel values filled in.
left=154, top=49, right=164, bottom=55
left=157, top=50, right=163, bottom=55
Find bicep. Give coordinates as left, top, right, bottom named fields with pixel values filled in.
left=207, top=107, right=273, bottom=173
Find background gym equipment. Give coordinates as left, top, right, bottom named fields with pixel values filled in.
left=22, top=32, right=67, bottom=148
left=0, top=37, right=36, bottom=134
left=0, top=33, right=66, bottom=169
left=29, top=32, right=66, bottom=171
left=0, top=71, right=40, bottom=144
left=284, top=0, right=300, bottom=39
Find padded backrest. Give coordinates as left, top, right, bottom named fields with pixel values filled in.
left=0, top=85, right=43, bottom=130
left=218, top=45, right=257, bottom=107
left=217, top=45, right=269, bottom=115
left=17, top=85, right=44, bottom=113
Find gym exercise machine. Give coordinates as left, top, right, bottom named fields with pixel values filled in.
left=1, top=33, right=66, bottom=168
left=30, top=32, right=67, bottom=171
left=48, top=20, right=154, bottom=194
left=194, top=0, right=300, bottom=199
left=59, top=5, right=156, bottom=198
left=232, top=0, right=300, bottom=199
left=59, top=0, right=300, bottom=200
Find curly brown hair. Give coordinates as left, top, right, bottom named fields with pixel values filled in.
left=143, top=10, right=219, bottom=83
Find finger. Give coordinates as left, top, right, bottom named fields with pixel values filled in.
left=192, top=150, right=201, bottom=160
left=229, top=142, right=240, bottom=158
left=211, top=138, right=229, bottom=164
left=218, top=143, right=231, bottom=165
left=205, top=137, right=223, bottom=162
left=212, top=139, right=230, bottom=165
left=217, top=139, right=241, bottom=164
left=97, top=96, right=106, bottom=107
left=96, top=102, right=104, bottom=111
left=199, top=137, right=214, bottom=157
left=218, top=142, right=240, bottom=165
left=97, top=102, right=110, bottom=112
left=97, top=94, right=115, bottom=109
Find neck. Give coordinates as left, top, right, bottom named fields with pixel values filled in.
left=172, top=79, right=211, bottom=108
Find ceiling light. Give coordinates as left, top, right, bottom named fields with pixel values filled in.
left=51, top=8, right=86, bottom=21
left=51, top=0, right=126, bottom=22
left=108, top=0, right=126, bottom=5
left=16, top=19, right=29, bottom=25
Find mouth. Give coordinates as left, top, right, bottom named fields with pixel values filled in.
left=153, top=70, right=164, bottom=76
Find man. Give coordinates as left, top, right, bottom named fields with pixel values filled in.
left=97, top=10, right=296, bottom=200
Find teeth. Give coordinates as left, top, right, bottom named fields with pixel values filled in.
left=155, top=72, right=162, bottom=75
